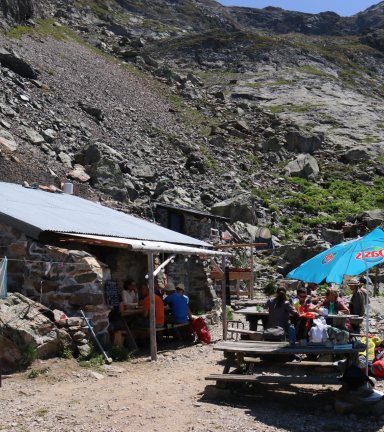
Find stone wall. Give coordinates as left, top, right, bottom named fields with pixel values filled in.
left=167, top=256, right=217, bottom=310
left=0, top=222, right=111, bottom=340
left=103, top=248, right=148, bottom=290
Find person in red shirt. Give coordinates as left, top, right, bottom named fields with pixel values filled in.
left=134, top=284, right=164, bottom=330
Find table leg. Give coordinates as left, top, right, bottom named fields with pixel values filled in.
left=121, top=318, right=139, bottom=352
left=236, top=276, right=240, bottom=300
left=261, top=316, right=269, bottom=330
left=223, top=352, right=234, bottom=374
left=237, top=352, right=244, bottom=368
left=248, top=316, right=259, bottom=331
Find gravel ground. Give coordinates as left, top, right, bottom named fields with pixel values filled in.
left=1, top=314, right=383, bottom=432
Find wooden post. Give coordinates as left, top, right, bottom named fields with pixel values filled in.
left=250, top=245, right=254, bottom=300
left=148, top=251, right=157, bottom=361
left=222, top=255, right=227, bottom=341
left=374, top=264, right=380, bottom=297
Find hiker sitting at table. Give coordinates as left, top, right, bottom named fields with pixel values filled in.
left=315, top=287, right=350, bottom=315
left=163, top=282, right=193, bottom=324
left=108, top=292, right=126, bottom=334
left=176, top=283, right=189, bottom=305
left=122, top=278, right=139, bottom=304
left=133, top=283, right=165, bottom=330
left=290, top=287, right=316, bottom=312
left=306, top=283, right=322, bottom=304
left=348, top=279, right=365, bottom=333
left=263, top=286, right=300, bottom=340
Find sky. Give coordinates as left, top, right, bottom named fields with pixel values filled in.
left=217, top=1, right=382, bottom=17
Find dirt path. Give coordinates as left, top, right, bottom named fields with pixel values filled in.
left=0, top=321, right=383, bottom=432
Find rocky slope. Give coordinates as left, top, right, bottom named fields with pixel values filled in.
left=3, top=0, right=384, bottom=283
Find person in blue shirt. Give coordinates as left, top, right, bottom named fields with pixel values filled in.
left=163, top=282, right=192, bottom=324
left=176, top=283, right=189, bottom=305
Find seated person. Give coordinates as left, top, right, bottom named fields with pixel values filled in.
left=108, top=293, right=127, bottom=346
left=122, top=279, right=139, bottom=304
left=134, top=284, right=164, bottom=330
left=314, top=287, right=350, bottom=315
left=290, top=287, right=316, bottom=313
left=163, top=282, right=192, bottom=324
left=306, top=282, right=322, bottom=304
left=176, top=283, right=189, bottom=304
left=264, top=286, right=300, bottom=334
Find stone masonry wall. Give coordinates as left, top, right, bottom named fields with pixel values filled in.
left=167, top=256, right=217, bottom=310
left=0, top=222, right=111, bottom=340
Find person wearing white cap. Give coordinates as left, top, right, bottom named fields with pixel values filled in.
left=348, top=278, right=365, bottom=327
left=163, top=282, right=192, bottom=324
left=176, top=283, right=189, bottom=305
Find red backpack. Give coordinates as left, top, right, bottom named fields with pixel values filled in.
left=189, top=318, right=211, bottom=344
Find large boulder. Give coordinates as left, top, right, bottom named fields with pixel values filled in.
left=123, top=163, right=156, bottom=181
left=261, top=137, right=281, bottom=152
left=277, top=239, right=330, bottom=275
left=321, top=228, right=344, bottom=245
left=211, top=192, right=260, bottom=224
left=285, top=130, right=323, bottom=154
left=87, top=158, right=128, bottom=201
left=0, top=293, right=72, bottom=373
left=158, top=187, right=205, bottom=211
left=344, top=146, right=370, bottom=162
left=0, top=47, right=40, bottom=79
left=357, top=209, right=384, bottom=229
left=286, top=153, right=319, bottom=181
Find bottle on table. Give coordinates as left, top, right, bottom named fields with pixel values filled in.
left=289, top=324, right=296, bottom=346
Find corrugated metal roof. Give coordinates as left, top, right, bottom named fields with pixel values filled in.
left=0, top=183, right=210, bottom=247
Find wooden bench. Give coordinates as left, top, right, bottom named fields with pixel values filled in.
left=132, top=322, right=191, bottom=341
left=243, top=357, right=338, bottom=371
left=205, top=374, right=342, bottom=386
left=228, top=329, right=264, bottom=341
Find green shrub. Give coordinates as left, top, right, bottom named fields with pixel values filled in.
left=21, top=345, right=38, bottom=365
left=106, top=343, right=133, bottom=362
left=263, top=279, right=277, bottom=296
left=28, top=369, right=40, bottom=379
left=226, top=308, right=234, bottom=321
left=59, top=342, right=73, bottom=360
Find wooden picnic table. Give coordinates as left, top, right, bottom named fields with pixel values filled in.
left=237, top=307, right=364, bottom=331
left=118, top=308, right=144, bottom=351
left=236, top=307, right=269, bottom=331
left=213, top=340, right=361, bottom=374
left=211, top=271, right=252, bottom=299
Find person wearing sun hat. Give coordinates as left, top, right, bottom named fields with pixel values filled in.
left=348, top=278, right=365, bottom=325
left=163, top=282, right=192, bottom=324
left=175, top=283, right=189, bottom=305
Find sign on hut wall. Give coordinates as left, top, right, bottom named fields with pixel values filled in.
left=105, top=280, right=119, bottom=306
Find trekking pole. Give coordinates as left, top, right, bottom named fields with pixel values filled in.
left=81, top=310, right=112, bottom=364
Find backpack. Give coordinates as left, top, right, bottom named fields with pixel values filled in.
left=296, top=315, right=314, bottom=340
left=371, top=360, right=384, bottom=378
left=189, top=318, right=211, bottom=344
left=263, top=327, right=286, bottom=342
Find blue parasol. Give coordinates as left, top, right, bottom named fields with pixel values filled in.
left=286, top=228, right=384, bottom=376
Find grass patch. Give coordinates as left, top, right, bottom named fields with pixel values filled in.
left=106, top=343, right=133, bottom=362
left=21, top=345, right=38, bottom=365
left=200, top=145, right=219, bottom=171
left=36, top=408, right=48, bottom=417
left=28, top=369, right=40, bottom=379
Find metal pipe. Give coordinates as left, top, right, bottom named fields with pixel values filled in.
left=250, top=245, right=254, bottom=300
left=360, top=244, right=370, bottom=377
left=222, top=256, right=227, bottom=341
left=148, top=252, right=157, bottom=361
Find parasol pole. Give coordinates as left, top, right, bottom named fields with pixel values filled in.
left=360, top=244, right=370, bottom=377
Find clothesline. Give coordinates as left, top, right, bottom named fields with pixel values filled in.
left=0, top=257, right=107, bottom=270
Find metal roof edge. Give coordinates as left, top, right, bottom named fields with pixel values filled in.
left=0, top=212, right=41, bottom=240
